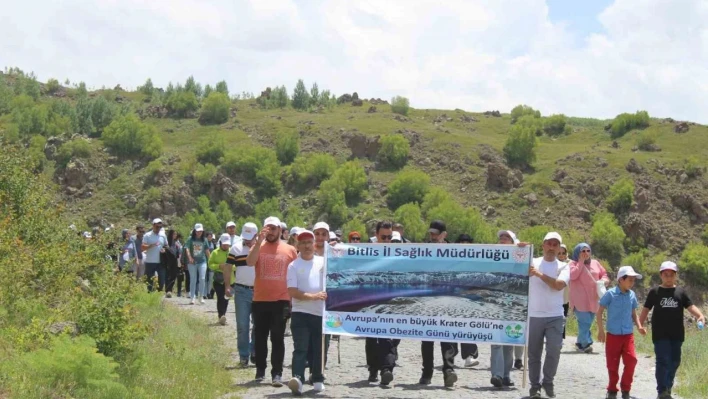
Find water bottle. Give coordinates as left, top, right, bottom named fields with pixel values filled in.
left=698, top=321, right=705, bottom=331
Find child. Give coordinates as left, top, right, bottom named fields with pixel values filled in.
left=639, top=261, right=706, bottom=399
left=597, top=266, right=646, bottom=399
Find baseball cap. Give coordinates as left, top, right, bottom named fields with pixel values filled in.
left=428, top=220, right=446, bottom=234
left=392, top=231, right=402, bottom=242
left=280, top=222, right=288, bottom=229
left=660, top=261, right=678, bottom=272
left=241, top=223, right=258, bottom=240
left=290, top=227, right=301, bottom=236
left=617, top=265, right=643, bottom=280
left=297, top=230, right=314, bottom=241
left=152, top=218, right=163, bottom=225
left=219, top=233, right=232, bottom=245
left=264, top=216, right=281, bottom=227
left=194, top=223, right=204, bottom=232
left=335, top=229, right=343, bottom=237
left=329, top=231, right=337, bottom=240
left=313, top=222, right=330, bottom=232
left=497, top=230, right=520, bottom=244
left=543, top=231, right=562, bottom=244
left=226, top=221, right=236, bottom=228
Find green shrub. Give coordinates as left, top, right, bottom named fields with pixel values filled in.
left=102, top=114, right=162, bottom=159
left=333, top=160, right=368, bottom=203
left=255, top=197, right=283, bottom=223
left=510, top=104, right=541, bottom=124
left=390, top=96, right=410, bottom=116
left=166, top=91, right=199, bottom=118
left=28, top=135, right=48, bottom=171
left=46, top=78, right=61, bottom=94
left=702, top=225, right=708, bottom=245
left=275, top=131, right=299, bottom=165
left=193, top=163, right=217, bottom=186
left=291, top=79, right=310, bottom=111
left=316, top=177, right=348, bottom=227
left=198, top=92, right=230, bottom=125
left=684, top=156, right=703, bottom=178
left=215, top=80, right=229, bottom=96
left=260, top=85, right=289, bottom=109
left=90, top=96, right=117, bottom=135
left=76, top=96, right=95, bottom=135
left=421, top=186, right=452, bottom=216
left=636, top=130, right=657, bottom=150
left=195, top=137, right=225, bottom=165
left=427, top=200, right=495, bottom=243
left=387, top=169, right=430, bottom=210
left=57, top=139, right=92, bottom=168
left=609, top=111, right=650, bottom=139
left=0, top=73, right=12, bottom=114
left=503, top=122, right=537, bottom=168
left=680, top=243, right=708, bottom=285
left=222, top=146, right=281, bottom=198
left=289, top=153, right=336, bottom=187
left=590, top=212, right=626, bottom=265
left=144, top=159, right=164, bottom=181
left=393, top=203, right=427, bottom=242
left=606, top=178, right=634, bottom=214
left=378, top=134, right=409, bottom=169
left=543, top=114, right=571, bottom=136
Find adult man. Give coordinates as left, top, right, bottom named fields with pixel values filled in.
left=225, top=222, right=259, bottom=367
left=419, top=220, right=458, bottom=388
left=312, top=222, right=329, bottom=257
left=286, top=230, right=329, bottom=395
left=246, top=217, right=298, bottom=387
left=226, top=221, right=239, bottom=245
left=365, top=221, right=399, bottom=387
left=393, top=223, right=411, bottom=243
left=527, top=232, right=569, bottom=399
left=142, top=218, right=168, bottom=292
left=133, top=224, right=146, bottom=280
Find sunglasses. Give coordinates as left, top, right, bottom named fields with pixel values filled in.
left=379, top=235, right=393, bottom=240
left=581, top=249, right=591, bottom=253
left=350, top=237, right=361, bottom=241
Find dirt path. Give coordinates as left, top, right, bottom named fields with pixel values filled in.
left=170, top=296, right=671, bottom=399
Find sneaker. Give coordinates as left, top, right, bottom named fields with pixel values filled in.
left=584, top=345, right=594, bottom=354
left=470, top=345, right=479, bottom=358
left=239, top=358, right=249, bottom=368
left=443, top=370, right=457, bottom=388
left=380, top=369, right=393, bottom=386
left=530, top=387, right=542, bottom=399
left=621, top=391, right=630, bottom=399
left=203, top=296, right=207, bottom=300
left=313, top=382, right=325, bottom=392
left=368, top=370, right=379, bottom=383
left=190, top=298, right=195, bottom=305
left=250, top=355, right=256, bottom=365
left=219, top=316, right=226, bottom=325
left=658, top=392, right=673, bottom=399
left=272, top=375, right=283, bottom=387
left=575, top=342, right=584, bottom=352
left=200, top=298, right=205, bottom=304
left=464, top=357, right=479, bottom=367
left=418, top=373, right=432, bottom=385
left=514, top=358, right=523, bottom=370
left=490, top=375, right=503, bottom=388
left=502, top=377, right=515, bottom=387
left=165, top=292, right=172, bottom=298
left=288, top=377, right=303, bottom=395
left=542, top=383, right=556, bottom=398
left=606, top=391, right=618, bottom=399
left=255, top=371, right=265, bottom=382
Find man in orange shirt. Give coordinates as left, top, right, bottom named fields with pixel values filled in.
left=246, top=216, right=298, bottom=387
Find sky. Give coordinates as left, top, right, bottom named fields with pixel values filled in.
left=1, top=0, right=707, bottom=122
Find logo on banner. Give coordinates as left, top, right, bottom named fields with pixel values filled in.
left=326, top=314, right=343, bottom=328
left=330, top=247, right=346, bottom=258
left=513, top=248, right=529, bottom=263
left=505, top=324, right=524, bottom=339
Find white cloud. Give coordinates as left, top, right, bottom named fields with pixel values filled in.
left=1, top=0, right=707, bottom=122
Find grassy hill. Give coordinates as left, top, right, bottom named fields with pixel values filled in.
left=2, top=68, right=708, bottom=291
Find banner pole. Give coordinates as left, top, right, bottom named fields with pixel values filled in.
left=522, top=244, right=532, bottom=389
left=321, top=243, right=328, bottom=375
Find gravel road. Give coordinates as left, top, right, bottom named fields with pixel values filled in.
left=169, top=296, right=673, bottom=399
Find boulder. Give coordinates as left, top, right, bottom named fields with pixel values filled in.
left=48, top=321, right=80, bottom=337
left=671, top=193, right=707, bottom=222
left=347, top=134, right=381, bottom=160
left=483, top=110, right=502, bottom=117
left=64, top=159, right=89, bottom=189
left=351, top=99, right=363, bottom=106
left=524, top=193, right=538, bottom=206
left=44, top=136, right=65, bottom=160
left=486, top=162, right=523, bottom=191
left=675, top=122, right=690, bottom=133
left=147, top=202, right=163, bottom=220
left=460, top=114, right=478, bottom=123
left=477, top=144, right=504, bottom=164
left=577, top=206, right=592, bottom=221
left=623, top=213, right=662, bottom=248
left=208, top=173, right=238, bottom=204
left=122, top=194, right=138, bottom=209
left=634, top=187, right=651, bottom=212
left=367, top=106, right=377, bottom=113
left=393, top=115, right=408, bottom=122
left=626, top=158, right=644, bottom=174
left=552, top=168, right=568, bottom=182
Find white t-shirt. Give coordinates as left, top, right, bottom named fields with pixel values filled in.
left=142, top=231, right=167, bottom=263
left=286, top=255, right=325, bottom=316
left=228, top=238, right=255, bottom=286
left=528, top=257, right=570, bottom=318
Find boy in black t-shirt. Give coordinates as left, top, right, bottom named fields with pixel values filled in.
left=639, top=261, right=705, bottom=399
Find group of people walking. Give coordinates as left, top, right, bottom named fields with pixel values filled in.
left=115, top=216, right=704, bottom=399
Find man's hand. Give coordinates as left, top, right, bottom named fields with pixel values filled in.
left=529, top=265, right=543, bottom=278
left=308, top=292, right=327, bottom=300
left=257, top=228, right=268, bottom=244
left=597, top=329, right=606, bottom=343
left=517, top=242, right=530, bottom=247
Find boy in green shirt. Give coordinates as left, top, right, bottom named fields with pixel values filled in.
left=208, top=234, right=235, bottom=325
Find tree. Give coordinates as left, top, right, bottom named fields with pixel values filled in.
left=590, top=212, right=626, bottom=265
left=421, top=187, right=452, bottom=216
left=215, top=80, right=229, bottom=96
left=394, top=203, right=427, bottom=242
left=184, top=75, right=203, bottom=97
left=503, top=123, right=538, bottom=168
left=198, top=92, right=230, bottom=125
left=56, top=139, right=92, bottom=168
left=317, top=177, right=348, bottom=227
left=90, top=96, right=117, bottom=135
left=608, top=111, right=650, bottom=139
left=0, top=74, right=12, bottom=115
left=680, top=243, right=708, bottom=284
left=606, top=178, right=634, bottom=215
left=319, top=90, right=331, bottom=107
left=268, top=86, right=289, bottom=109
left=543, top=114, right=571, bottom=136
left=46, top=78, right=61, bottom=94
left=510, top=104, right=541, bottom=124
left=102, top=114, right=162, bottom=160
left=75, top=96, right=95, bottom=135
left=166, top=91, right=199, bottom=118
left=164, top=82, right=175, bottom=98
left=139, top=78, right=154, bottom=96
left=76, top=82, right=88, bottom=97
left=291, top=79, right=310, bottom=111
left=309, top=83, right=320, bottom=107
left=378, top=134, right=410, bottom=169
left=387, top=169, right=430, bottom=210
left=196, top=137, right=225, bottom=165
left=275, top=131, right=299, bottom=165
left=333, top=160, right=368, bottom=203
left=390, top=96, right=410, bottom=116
left=203, top=84, right=213, bottom=98
left=289, top=153, right=336, bottom=187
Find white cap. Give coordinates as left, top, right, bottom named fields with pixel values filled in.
left=392, top=231, right=402, bottom=242
left=226, top=221, right=236, bottom=228
left=660, top=261, right=678, bottom=272
left=543, top=231, right=563, bottom=244
left=194, top=223, right=204, bottom=232
left=263, top=216, right=281, bottom=227
left=152, top=218, right=163, bottom=224
left=290, top=227, right=301, bottom=236
left=219, top=233, right=232, bottom=245
left=497, top=230, right=520, bottom=244
left=617, top=265, right=643, bottom=280
left=241, top=222, right=258, bottom=240
left=329, top=231, right=337, bottom=240
left=280, top=222, right=288, bottom=229
left=313, top=222, right=330, bottom=232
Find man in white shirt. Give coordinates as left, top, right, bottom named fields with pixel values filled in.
left=527, top=232, right=569, bottom=399
left=225, top=222, right=258, bottom=367
left=141, top=218, right=168, bottom=292
left=286, top=230, right=329, bottom=395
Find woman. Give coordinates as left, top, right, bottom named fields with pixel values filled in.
left=118, top=229, right=136, bottom=273
left=174, top=233, right=186, bottom=297
left=204, top=231, right=216, bottom=299
left=569, top=243, right=609, bottom=353
left=209, top=234, right=234, bottom=325
left=348, top=231, right=361, bottom=243
left=185, top=223, right=211, bottom=305
left=558, top=244, right=570, bottom=338
left=164, top=229, right=182, bottom=298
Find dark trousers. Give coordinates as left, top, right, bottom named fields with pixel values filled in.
left=176, top=268, right=185, bottom=295
left=562, top=303, right=569, bottom=339
left=253, top=300, right=290, bottom=377
left=461, top=343, right=478, bottom=359
left=291, top=312, right=331, bottom=383
left=213, top=282, right=234, bottom=318
left=144, top=262, right=165, bottom=292
left=165, top=264, right=180, bottom=293
left=365, top=338, right=399, bottom=373
left=421, top=341, right=458, bottom=376
left=654, top=339, right=683, bottom=394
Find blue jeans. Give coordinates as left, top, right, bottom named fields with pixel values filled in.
left=490, top=345, right=514, bottom=378
left=290, top=312, right=330, bottom=383
left=145, top=262, right=166, bottom=292
left=575, top=308, right=595, bottom=348
left=188, top=262, right=206, bottom=300
left=654, top=339, right=682, bottom=394
left=234, top=285, right=255, bottom=360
